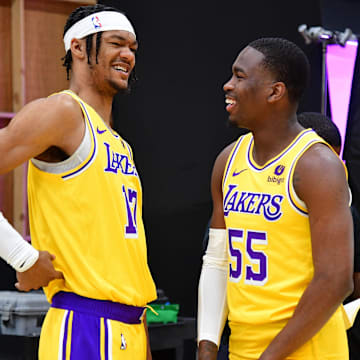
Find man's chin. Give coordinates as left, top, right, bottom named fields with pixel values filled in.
left=109, top=80, right=130, bottom=95
left=226, top=118, right=250, bottom=133
left=226, top=117, right=239, bottom=129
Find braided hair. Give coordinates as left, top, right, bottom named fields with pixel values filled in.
left=62, top=4, right=137, bottom=86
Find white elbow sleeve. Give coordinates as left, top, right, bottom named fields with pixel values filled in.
left=198, top=228, right=228, bottom=347
left=0, top=212, right=39, bottom=272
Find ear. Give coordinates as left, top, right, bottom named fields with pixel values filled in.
left=267, top=82, right=286, bottom=103
left=70, top=38, right=86, bottom=61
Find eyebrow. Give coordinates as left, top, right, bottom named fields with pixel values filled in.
left=108, top=35, right=138, bottom=47
left=233, top=65, right=246, bottom=74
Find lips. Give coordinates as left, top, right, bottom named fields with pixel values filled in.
left=112, top=62, right=131, bottom=76
left=225, top=96, right=236, bottom=112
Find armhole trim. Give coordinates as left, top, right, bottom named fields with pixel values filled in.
left=222, top=135, right=248, bottom=193
left=31, top=120, right=91, bottom=174
left=287, top=140, right=326, bottom=216
left=61, top=97, right=97, bottom=180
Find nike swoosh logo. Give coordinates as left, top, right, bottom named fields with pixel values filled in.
left=232, top=168, right=247, bottom=176
left=97, top=127, right=107, bottom=134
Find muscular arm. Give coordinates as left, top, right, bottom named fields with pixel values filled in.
left=0, top=93, right=84, bottom=173
left=198, top=142, right=235, bottom=360
left=0, top=93, right=83, bottom=288
left=259, top=144, right=353, bottom=360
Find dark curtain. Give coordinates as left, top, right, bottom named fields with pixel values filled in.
left=100, top=0, right=322, bottom=318
left=99, top=1, right=322, bottom=358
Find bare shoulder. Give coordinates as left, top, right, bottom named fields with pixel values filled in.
left=14, top=92, right=82, bottom=127
left=8, top=93, right=84, bottom=157
left=40, top=93, right=82, bottom=122
left=295, top=143, right=345, bottom=181
left=46, top=92, right=79, bottom=109
left=210, top=141, right=237, bottom=228
left=212, top=141, right=237, bottom=177
left=0, top=93, right=85, bottom=171
left=294, top=143, right=348, bottom=204
left=211, top=141, right=237, bottom=199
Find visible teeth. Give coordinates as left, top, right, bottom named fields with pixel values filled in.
left=225, top=98, right=235, bottom=105
left=114, top=66, right=128, bottom=72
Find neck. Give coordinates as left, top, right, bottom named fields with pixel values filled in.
left=69, top=83, right=114, bottom=126
left=251, top=112, right=303, bottom=166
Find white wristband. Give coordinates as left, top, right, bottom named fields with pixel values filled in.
left=0, top=212, right=39, bottom=272
left=197, top=228, right=228, bottom=346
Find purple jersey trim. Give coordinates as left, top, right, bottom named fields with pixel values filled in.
left=124, top=141, right=133, bottom=160
left=222, top=136, right=246, bottom=192
left=286, top=139, right=320, bottom=216
left=61, top=99, right=97, bottom=180
left=70, top=311, right=101, bottom=359
left=52, top=292, right=146, bottom=324
left=62, top=311, right=70, bottom=360
left=247, top=129, right=315, bottom=171
left=110, top=130, right=119, bottom=139
left=104, top=319, right=109, bottom=360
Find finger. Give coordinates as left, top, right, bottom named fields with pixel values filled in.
left=15, top=282, right=25, bottom=291
left=49, top=253, right=56, bottom=261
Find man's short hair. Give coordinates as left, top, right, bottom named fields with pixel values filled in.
left=248, top=38, right=310, bottom=104
left=297, top=112, right=342, bottom=148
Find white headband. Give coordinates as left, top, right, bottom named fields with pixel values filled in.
left=63, top=11, right=136, bottom=52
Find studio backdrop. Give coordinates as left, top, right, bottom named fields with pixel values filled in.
left=99, top=0, right=323, bottom=319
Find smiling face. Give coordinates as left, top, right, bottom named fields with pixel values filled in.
left=89, top=30, right=138, bottom=95
left=223, top=46, right=277, bottom=129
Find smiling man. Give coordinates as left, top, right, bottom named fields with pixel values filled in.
left=197, top=38, right=353, bottom=360
left=0, top=4, right=156, bottom=360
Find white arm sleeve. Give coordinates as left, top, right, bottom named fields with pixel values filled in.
left=0, top=212, right=39, bottom=272
left=197, top=228, right=228, bottom=347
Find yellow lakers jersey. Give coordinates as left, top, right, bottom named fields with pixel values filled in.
left=222, top=129, right=346, bottom=325
left=27, top=90, right=157, bottom=306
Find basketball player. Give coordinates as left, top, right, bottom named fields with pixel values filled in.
left=197, top=38, right=353, bottom=359
left=0, top=4, right=156, bottom=359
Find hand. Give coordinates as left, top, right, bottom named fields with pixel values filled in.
left=15, top=250, right=64, bottom=291
left=198, top=340, right=218, bottom=360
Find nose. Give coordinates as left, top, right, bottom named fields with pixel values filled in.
left=223, top=78, right=234, bottom=92
left=120, top=47, right=135, bottom=64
